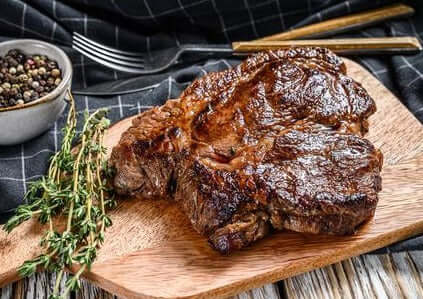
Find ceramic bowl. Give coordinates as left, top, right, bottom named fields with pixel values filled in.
left=0, top=39, right=72, bottom=146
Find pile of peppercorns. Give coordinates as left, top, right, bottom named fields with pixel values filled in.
left=0, top=49, right=62, bottom=108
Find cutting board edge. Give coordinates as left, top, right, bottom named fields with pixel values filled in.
left=0, top=270, right=19, bottom=289
left=83, top=220, right=423, bottom=299
left=2, top=208, right=422, bottom=297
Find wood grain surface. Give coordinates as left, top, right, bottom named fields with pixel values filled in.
left=2, top=252, right=422, bottom=298
left=0, top=273, right=281, bottom=299
left=0, top=59, right=422, bottom=299
left=284, top=252, right=423, bottom=298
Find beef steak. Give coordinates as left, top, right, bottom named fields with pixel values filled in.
left=110, top=48, right=383, bottom=253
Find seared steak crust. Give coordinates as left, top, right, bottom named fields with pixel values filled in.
left=110, top=48, right=383, bottom=253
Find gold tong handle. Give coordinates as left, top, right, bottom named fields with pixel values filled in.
left=232, top=37, right=422, bottom=54
left=252, top=4, right=414, bottom=42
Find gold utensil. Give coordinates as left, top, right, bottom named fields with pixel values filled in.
left=256, top=4, right=414, bottom=41
left=233, top=37, right=422, bottom=55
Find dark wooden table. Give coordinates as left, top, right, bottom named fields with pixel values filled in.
left=1, top=251, right=422, bottom=298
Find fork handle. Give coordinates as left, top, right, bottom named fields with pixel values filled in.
left=182, top=37, right=422, bottom=56
left=182, top=44, right=233, bottom=53
left=254, top=3, right=414, bottom=41
left=232, top=37, right=422, bottom=55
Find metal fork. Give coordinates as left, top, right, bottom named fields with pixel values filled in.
left=72, top=32, right=233, bottom=74
left=72, top=4, right=415, bottom=75
left=73, top=32, right=422, bottom=75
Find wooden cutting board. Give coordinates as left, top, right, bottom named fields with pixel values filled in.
left=1, top=59, right=423, bottom=298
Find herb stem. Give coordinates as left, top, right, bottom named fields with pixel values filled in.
left=52, top=268, right=64, bottom=296
left=97, top=133, right=106, bottom=236
left=4, top=89, right=115, bottom=298
left=85, top=147, right=95, bottom=244
left=63, top=264, right=86, bottom=297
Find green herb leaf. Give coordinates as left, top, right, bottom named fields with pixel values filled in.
left=2, top=91, right=116, bottom=297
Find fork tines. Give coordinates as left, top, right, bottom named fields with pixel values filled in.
left=72, top=32, right=146, bottom=73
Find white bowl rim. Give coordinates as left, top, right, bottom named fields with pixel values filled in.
left=0, top=39, right=72, bottom=113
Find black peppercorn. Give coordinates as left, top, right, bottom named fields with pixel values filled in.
left=16, top=53, right=25, bottom=63
left=8, top=58, right=18, bottom=67
left=0, top=49, right=62, bottom=108
left=47, top=61, right=57, bottom=69
left=7, top=49, right=18, bottom=57
left=31, top=91, right=39, bottom=100
left=10, top=76, right=18, bottom=84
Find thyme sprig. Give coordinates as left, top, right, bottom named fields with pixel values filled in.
left=3, top=90, right=116, bottom=298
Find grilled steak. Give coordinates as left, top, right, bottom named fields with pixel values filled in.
left=110, top=48, right=383, bottom=254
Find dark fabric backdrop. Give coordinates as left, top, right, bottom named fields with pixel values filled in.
left=0, top=0, right=422, bottom=252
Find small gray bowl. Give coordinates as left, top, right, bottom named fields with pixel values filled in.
left=0, top=39, right=72, bottom=145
